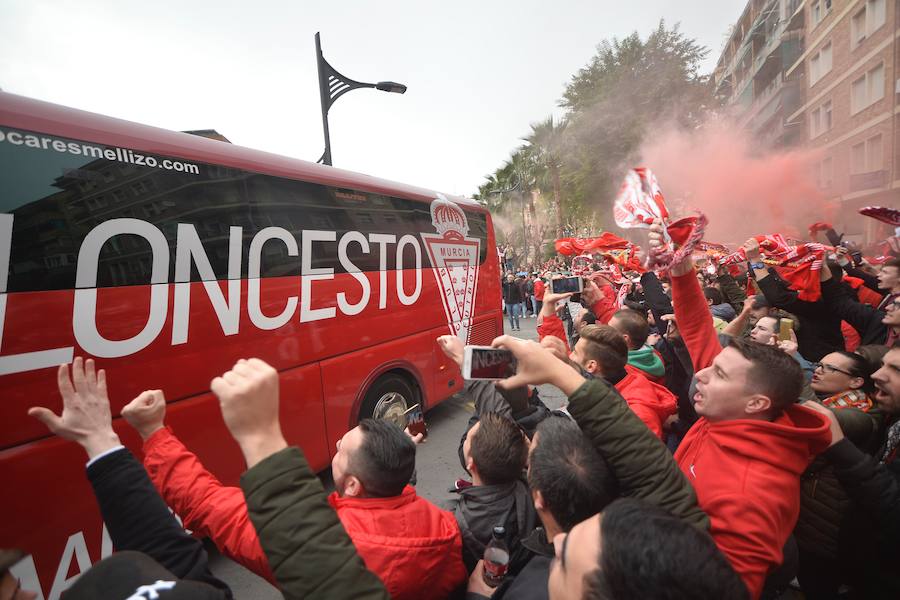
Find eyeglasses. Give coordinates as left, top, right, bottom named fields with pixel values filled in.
left=813, top=362, right=854, bottom=376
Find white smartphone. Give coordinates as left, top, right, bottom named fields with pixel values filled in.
left=551, top=276, right=584, bottom=295
left=462, top=345, right=517, bottom=380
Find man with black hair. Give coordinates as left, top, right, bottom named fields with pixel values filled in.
left=652, top=222, right=833, bottom=599
left=547, top=498, right=748, bottom=600
left=121, top=391, right=465, bottom=600
left=480, top=417, right=616, bottom=600
left=455, top=412, right=536, bottom=573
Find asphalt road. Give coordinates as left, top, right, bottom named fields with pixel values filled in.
left=209, top=314, right=565, bottom=598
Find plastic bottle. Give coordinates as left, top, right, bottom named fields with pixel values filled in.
left=482, top=525, right=510, bottom=587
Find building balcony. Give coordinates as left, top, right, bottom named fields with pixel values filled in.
left=849, top=170, right=888, bottom=192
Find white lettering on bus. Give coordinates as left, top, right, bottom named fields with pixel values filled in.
left=73, top=219, right=169, bottom=358
left=368, top=233, right=396, bottom=309
left=336, top=231, right=371, bottom=316
left=10, top=524, right=113, bottom=600
left=300, top=230, right=336, bottom=323
left=248, top=227, right=299, bottom=331
left=396, top=234, right=422, bottom=306
left=172, top=224, right=242, bottom=344
left=0, top=217, right=433, bottom=375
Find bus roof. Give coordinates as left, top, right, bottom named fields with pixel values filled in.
left=0, top=91, right=484, bottom=212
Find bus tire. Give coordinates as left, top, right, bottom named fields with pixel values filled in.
left=359, top=373, right=417, bottom=428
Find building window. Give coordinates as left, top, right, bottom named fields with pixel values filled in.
left=851, top=134, right=884, bottom=173
left=810, top=42, right=832, bottom=84
left=851, top=63, right=885, bottom=113
left=814, top=156, right=833, bottom=188
left=809, top=99, right=833, bottom=138
left=811, top=0, right=832, bottom=26
left=851, top=0, right=886, bottom=47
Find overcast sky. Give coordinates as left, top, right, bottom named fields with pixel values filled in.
left=1, top=0, right=745, bottom=196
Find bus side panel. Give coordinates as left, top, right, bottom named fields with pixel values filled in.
left=319, top=330, right=434, bottom=454
left=0, top=270, right=447, bottom=450
left=0, top=361, right=325, bottom=599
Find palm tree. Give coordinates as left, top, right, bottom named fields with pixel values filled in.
left=525, top=116, right=567, bottom=237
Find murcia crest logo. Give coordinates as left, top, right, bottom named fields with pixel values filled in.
left=420, top=195, right=481, bottom=343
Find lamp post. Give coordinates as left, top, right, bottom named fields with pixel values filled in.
left=315, top=32, right=407, bottom=166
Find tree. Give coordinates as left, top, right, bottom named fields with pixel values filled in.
left=525, top=116, right=567, bottom=237
left=477, top=21, right=715, bottom=236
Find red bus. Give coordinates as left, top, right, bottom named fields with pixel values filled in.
left=0, top=91, right=502, bottom=598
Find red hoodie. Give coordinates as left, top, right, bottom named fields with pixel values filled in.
left=617, top=365, right=677, bottom=439
left=142, top=427, right=466, bottom=600
left=538, top=311, right=676, bottom=438
left=671, top=271, right=831, bottom=599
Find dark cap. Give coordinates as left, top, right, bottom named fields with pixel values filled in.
left=64, top=551, right=229, bottom=600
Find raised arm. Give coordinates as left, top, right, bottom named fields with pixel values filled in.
left=213, top=359, right=389, bottom=600
left=819, top=271, right=886, bottom=340
left=28, top=358, right=232, bottom=596
left=640, top=271, right=674, bottom=326
left=491, top=335, right=709, bottom=531
left=122, top=391, right=276, bottom=583
left=650, top=220, right=721, bottom=372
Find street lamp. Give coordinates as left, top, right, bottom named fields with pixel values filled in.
left=315, top=32, right=407, bottom=166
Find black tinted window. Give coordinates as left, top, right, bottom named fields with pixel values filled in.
left=0, top=127, right=488, bottom=292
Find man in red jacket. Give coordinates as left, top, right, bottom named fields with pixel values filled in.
left=537, top=288, right=676, bottom=439
left=120, top=391, right=466, bottom=600
left=648, top=220, right=832, bottom=599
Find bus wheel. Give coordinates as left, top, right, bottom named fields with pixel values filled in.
left=360, top=374, right=416, bottom=429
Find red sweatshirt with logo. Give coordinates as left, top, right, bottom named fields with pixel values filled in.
left=671, top=271, right=831, bottom=599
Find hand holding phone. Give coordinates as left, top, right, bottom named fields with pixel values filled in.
left=463, top=346, right=517, bottom=380
left=551, top=276, right=584, bottom=295
left=403, top=403, right=427, bottom=439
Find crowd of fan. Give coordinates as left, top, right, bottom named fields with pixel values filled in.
left=3, top=221, right=900, bottom=600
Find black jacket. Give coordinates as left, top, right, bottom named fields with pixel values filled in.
left=503, top=280, right=525, bottom=304
left=493, top=528, right=553, bottom=600
left=86, top=448, right=232, bottom=597
left=756, top=271, right=844, bottom=362
left=820, top=277, right=889, bottom=345
left=824, top=438, right=900, bottom=599
left=448, top=479, right=537, bottom=574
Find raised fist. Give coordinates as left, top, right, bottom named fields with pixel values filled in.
left=122, top=390, right=167, bottom=441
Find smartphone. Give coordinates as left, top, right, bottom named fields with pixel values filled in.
left=462, top=346, right=517, bottom=380
left=551, top=276, right=584, bottom=295
left=779, top=318, right=794, bottom=342
left=403, top=403, right=427, bottom=438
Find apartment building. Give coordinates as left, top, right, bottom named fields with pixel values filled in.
left=714, top=0, right=807, bottom=148
left=715, top=0, right=898, bottom=244
left=792, top=0, right=899, bottom=243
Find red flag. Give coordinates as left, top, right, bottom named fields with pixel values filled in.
left=859, top=206, right=900, bottom=227
left=613, top=167, right=669, bottom=229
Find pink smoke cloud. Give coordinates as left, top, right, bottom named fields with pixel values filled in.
left=637, top=119, right=836, bottom=245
